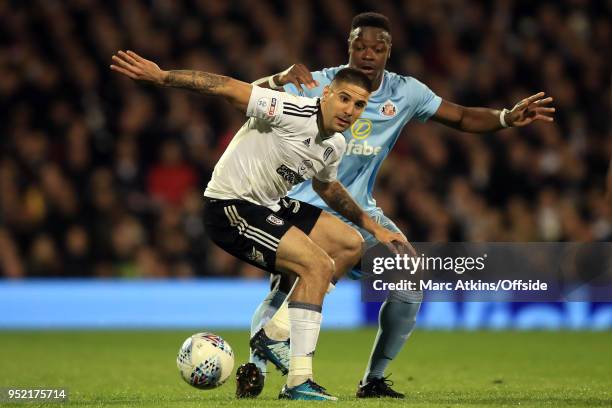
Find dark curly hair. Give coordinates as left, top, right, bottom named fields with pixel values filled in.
left=351, top=12, right=391, bottom=33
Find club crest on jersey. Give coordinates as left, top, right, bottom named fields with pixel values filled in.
left=303, top=138, right=311, bottom=147
left=323, top=147, right=334, bottom=161
left=380, top=100, right=397, bottom=117
left=266, top=215, right=285, bottom=226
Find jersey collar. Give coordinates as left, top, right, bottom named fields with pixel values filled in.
left=370, top=70, right=385, bottom=96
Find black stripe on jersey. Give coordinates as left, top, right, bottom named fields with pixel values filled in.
left=283, top=108, right=317, bottom=117
left=283, top=111, right=317, bottom=118
left=284, top=106, right=317, bottom=115
left=283, top=108, right=317, bottom=115
left=283, top=102, right=317, bottom=113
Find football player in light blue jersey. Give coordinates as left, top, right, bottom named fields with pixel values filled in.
left=286, top=66, right=441, bottom=214
left=237, top=12, right=555, bottom=399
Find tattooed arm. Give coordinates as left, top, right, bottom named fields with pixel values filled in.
left=312, top=178, right=409, bottom=250
left=110, top=50, right=252, bottom=111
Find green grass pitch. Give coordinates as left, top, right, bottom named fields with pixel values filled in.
left=1, top=330, right=611, bottom=407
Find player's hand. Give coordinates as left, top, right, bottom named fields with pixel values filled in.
left=373, top=226, right=415, bottom=256
left=275, top=64, right=319, bottom=94
left=110, top=50, right=167, bottom=85
left=505, top=92, right=555, bottom=127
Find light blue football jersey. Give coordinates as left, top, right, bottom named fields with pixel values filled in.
left=285, top=66, right=442, bottom=214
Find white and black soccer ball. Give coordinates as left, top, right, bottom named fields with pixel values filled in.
left=177, top=332, right=235, bottom=389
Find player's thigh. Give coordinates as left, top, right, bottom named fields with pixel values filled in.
left=307, top=210, right=364, bottom=257
left=274, top=226, right=333, bottom=281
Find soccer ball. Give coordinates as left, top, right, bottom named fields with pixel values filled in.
left=176, top=332, right=235, bottom=389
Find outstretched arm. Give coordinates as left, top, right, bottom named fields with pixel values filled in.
left=252, top=64, right=319, bottom=94
left=431, top=92, right=555, bottom=133
left=312, top=178, right=410, bottom=253
left=110, top=50, right=252, bottom=111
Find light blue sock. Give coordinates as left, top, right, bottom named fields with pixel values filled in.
left=249, top=289, right=288, bottom=376
left=362, top=294, right=421, bottom=383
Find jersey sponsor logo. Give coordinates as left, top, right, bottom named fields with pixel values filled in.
left=351, top=118, right=372, bottom=140
left=323, top=146, right=334, bottom=161
left=346, top=139, right=382, bottom=156
left=266, top=214, right=285, bottom=226
left=380, top=100, right=397, bottom=117
left=303, top=138, right=311, bottom=147
left=276, top=164, right=305, bottom=185
left=348, top=119, right=381, bottom=156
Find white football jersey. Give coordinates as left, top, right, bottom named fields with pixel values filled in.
left=204, top=86, right=346, bottom=211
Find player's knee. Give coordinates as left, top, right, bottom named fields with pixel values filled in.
left=301, top=252, right=334, bottom=286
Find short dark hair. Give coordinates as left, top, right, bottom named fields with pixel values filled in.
left=331, top=68, right=373, bottom=93
left=351, top=12, right=391, bottom=33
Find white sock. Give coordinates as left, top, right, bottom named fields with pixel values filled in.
left=263, top=300, right=290, bottom=341
left=287, top=302, right=322, bottom=387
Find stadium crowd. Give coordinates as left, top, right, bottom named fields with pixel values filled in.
left=0, top=0, right=610, bottom=278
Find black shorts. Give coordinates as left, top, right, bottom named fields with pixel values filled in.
left=203, top=196, right=323, bottom=273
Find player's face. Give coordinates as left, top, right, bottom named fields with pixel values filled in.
left=321, top=82, right=370, bottom=133
left=348, top=27, right=391, bottom=84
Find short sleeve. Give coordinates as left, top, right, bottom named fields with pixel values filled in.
left=314, top=138, right=346, bottom=183
left=409, top=78, right=442, bottom=122
left=283, top=71, right=328, bottom=98
left=246, top=86, right=317, bottom=129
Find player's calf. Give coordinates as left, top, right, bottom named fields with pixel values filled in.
left=273, top=227, right=335, bottom=395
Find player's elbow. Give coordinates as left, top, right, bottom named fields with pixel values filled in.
left=225, top=80, right=252, bottom=111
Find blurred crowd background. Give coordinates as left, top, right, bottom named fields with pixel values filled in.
left=0, top=0, right=610, bottom=279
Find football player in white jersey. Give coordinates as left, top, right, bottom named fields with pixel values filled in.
left=242, top=12, right=556, bottom=399
left=111, top=50, right=409, bottom=401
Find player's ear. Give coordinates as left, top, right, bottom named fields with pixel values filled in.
left=322, top=85, right=331, bottom=99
